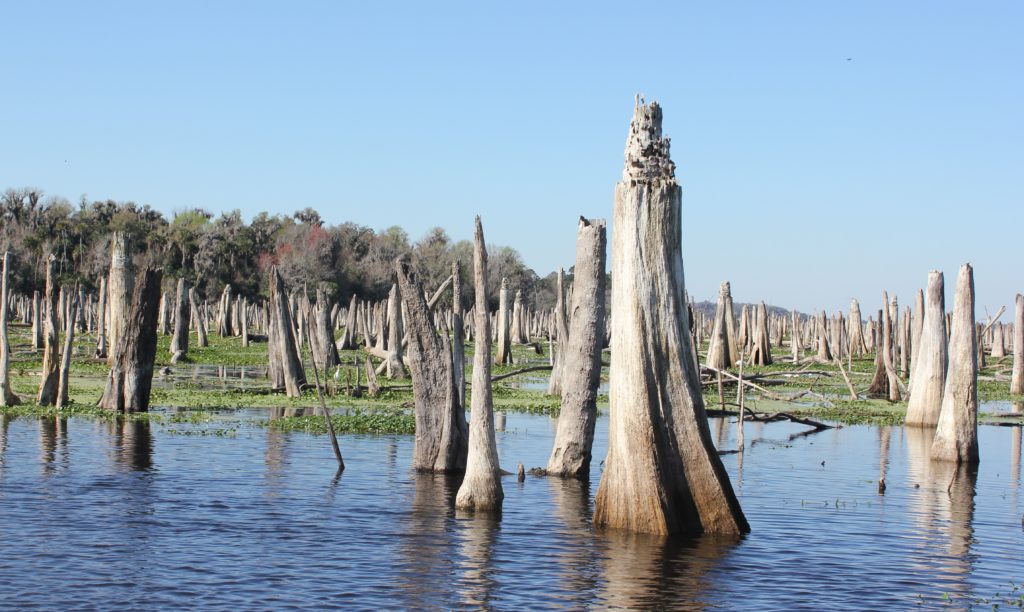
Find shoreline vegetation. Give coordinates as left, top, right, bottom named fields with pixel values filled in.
left=2, top=321, right=1020, bottom=433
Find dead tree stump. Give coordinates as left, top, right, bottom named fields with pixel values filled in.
left=594, top=98, right=748, bottom=536
left=37, top=255, right=60, bottom=406
left=0, top=252, right=19, bottom=406
left=396, top=254, right=468, bottom=473
left=169, top=277, right=190, bottom=363
left=931, top=264, right=978, bottom=464
left=98, top=267, right=163, bottom=412
left=906, top=272, right=947, bottom=426
left=107, top=232, right=134, bottom=365
left=455, top=216, right=503, bottom=511
left=1012, top=294, right=1024, bottom=396
left=268, top=267, right=306, bottom=397
left=547, top=217, right=606, bottom=477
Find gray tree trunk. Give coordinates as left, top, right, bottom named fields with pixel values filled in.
left=0, top=252, right=19, bottom=406
left=931, top=263, right=978, bottom=464
left=107, top=232, right=134, bottom=365
left=455, top=216, right=503, bottom=511
left=385, top=284, right=407, bottom=379
left=56, top=294, right=78, bottom=408
left=1011, top=294, right=1023, bottom=395
left=158, top=292, right=170, bottom=335
left=218, top=285, right=233, bottom=337
left=190, top=289, right=209, bottom=347
left=315, top=286, right=340, bottom=368
left=816, top=311, right=832, bottom=362
left=98, top=267, right=162, bottom=413
left=906, top=271, right=948, bottom=426
left=749, top=301, right=773, bottom=366
left=547, top=268, right=569, bottom=393
left=594, top=99, right=748, bottom=536
left=170, top=277, right=190, bottom=362
left=32, top=290, right=43, bottom=351
left=37, top=255, right=60, bottom=406
left=547, top=217, right=606, bottom=477
left=396, top=254, right=467, bottom=473
left=495, top=278, right=513, bottom=367
left=452, top=261, right=466, bottom=411
left=268, top=267, right=306, bottom=397
left=94, top=279, right=107, bottom=358
left=706, top=281, right=734, bottom=369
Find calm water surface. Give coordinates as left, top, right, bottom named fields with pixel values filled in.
left=0, top=405, right=1021, bottom=610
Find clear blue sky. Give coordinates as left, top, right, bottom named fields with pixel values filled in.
left=2, top=1, right=1020, bottom=316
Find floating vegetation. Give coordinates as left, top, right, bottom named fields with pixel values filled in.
left=265, top=407, right=416, bottom=435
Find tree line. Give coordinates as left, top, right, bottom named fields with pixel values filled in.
left=0, top=187, right=563, bottom=310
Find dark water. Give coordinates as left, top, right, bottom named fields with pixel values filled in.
left=0, top=408, right=1021, bottom=610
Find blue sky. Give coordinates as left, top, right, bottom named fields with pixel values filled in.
left=1, top=1, right=1020, bottom=315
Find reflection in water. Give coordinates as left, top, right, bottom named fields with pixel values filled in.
left=110, top=419, right=153, bottom=471
left=39, top=417, right=57, bottom=475
left=0, top=413, right=8, bottom=470
left=264, top=417, right=289, bottom=497
left=455, top=511, right=500, bottom=609
left=398, top=473, right=461, bottom=608
left=905, top=426, right=978, bottom=592
left=548, top=478, right=600, bottom=603
left=597, top=529, right=737, bottom=609
left=878, top=426, right=891, bottom=491
left=1011, top=427, right=1021, bottom=510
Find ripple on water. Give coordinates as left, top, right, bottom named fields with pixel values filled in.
left=0, top=408, right=1021, bottom=609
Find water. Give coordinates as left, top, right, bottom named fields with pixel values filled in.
left=0, top=408, right=1021, bottom=610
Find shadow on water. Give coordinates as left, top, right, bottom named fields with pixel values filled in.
left=905, top=426, right=978, bottom=593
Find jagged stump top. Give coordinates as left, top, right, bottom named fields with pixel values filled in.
left=622, top=98, right=676, bottom=185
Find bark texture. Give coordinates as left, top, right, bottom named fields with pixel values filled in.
left=396, top=254, right=468, bottom=473
left=37, top=255, right=60, bottom=405
left=107, top=232, right=134, bottom=365
left=169, top=277, right=190, bottom=362
left=931, top=264, right=978, bottom=464
left=547, top=217, right=607, bottom=477
left=268, top=267, right=306, bottom=397
left=1012, top=294, right=1024, bottom=396
left=0, top=252, right=19, bottom=406
left=56, top=294, right=78, bottom=408
left=594, top=99, right=748, bottom=536
left=547, top=268, right=569, bottom=393
left=98, top=267, right=163, bottom=412
left=705, top=282, right=734, bottom=369
left=495, top=278, right=513, bottom=366
left=905, top=271, right=947, bottom=426
left=385, top=285, right=407, bottom=379
left=94, top=279, right=107, bottom=358
left=455, top=217, right=503, bottom=511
